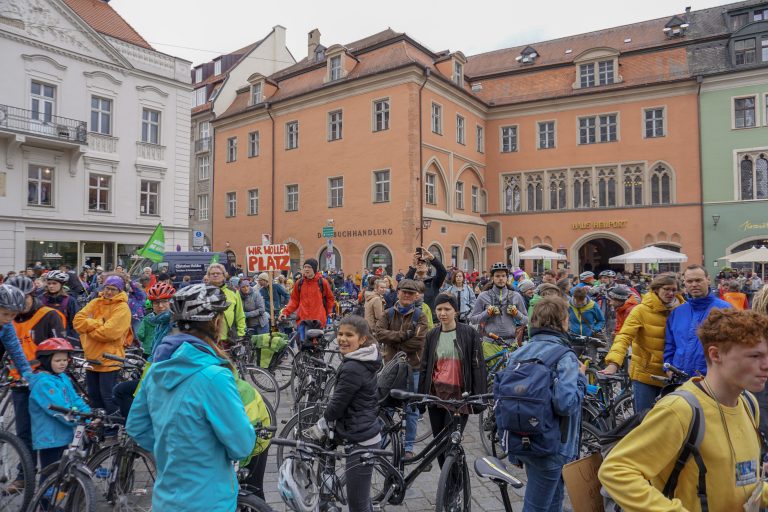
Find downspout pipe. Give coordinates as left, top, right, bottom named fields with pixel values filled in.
left=695, top=76, right=705, bottom=267
left=266, top=103, right=276, bottom=241
left=418, top=66, right=430, bottom=247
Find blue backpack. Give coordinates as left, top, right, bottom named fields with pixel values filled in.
left=493, top=343, right=572, bottom=457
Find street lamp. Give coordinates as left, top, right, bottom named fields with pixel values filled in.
left=712, top=215, right=720, bottom=229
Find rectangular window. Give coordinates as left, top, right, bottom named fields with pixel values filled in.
left=644, top=108, right=665, bottom=138
left=455, top=181, right=464, bottom=210
left=579, top=63, right=595, bottom=88
left=756, top=8, right=768, bottom=21
left=425, top=173, right=436, bottom=204
left=732, top=12, right=749, bottom=29
left=90, top=96, right=112, bottom=135
left=31, top=81, right=55, bottom=123
left=471, top=185, right=479, bottom=212
left=198, top=194, right=209, bottom=221
left=199, top=121, right=210, bottom=139
left=248, top=131, right=259, bottom=157
left=456, top=114, right=465, bottom=145
left=226, top=137, right=237, bottom=162
left=735, top=38, right=757, bottom=65
left=286, top=184, right=299, bottom=211
left=598, top=60, right=614, bottom=85
left=579, top=117, right=596, bottom=144
left=328, top=177, right=344, bottom=208
left=735, top=97, right=757, bottom=128
left=328, top=110, right=343, bottom=141
left=194, top=67, right=202, bottom=83
left=762, top=37, right=768, bottom=62
left=286, top=121, right=299, bottom=149
left=476, top=125, right=484, bottom=153
left=599, top=114, right=618, bottom=142
left=194, top=88, right=206, bottom=107
left=373, top=99, right=390, bottom=131
left=330, top=55, right=342, bottom=81
left=226, top=192, right=236, bottom=217
left=139, top=180, right=159, bottom=216
left=501, top=126, right=518, bottom=152
left=141, top=108, right=161, bottom=144
left=431, top=103, right=442, bottom=134
left=248, top=189, right=259, bottom=215
left=197, top=155, right=210, bottom=180
left=251, top=82, right=262, bottom=105
left=453, top=61, right=464, bottom=87
left=88, top=174, right=111, bottom=212
left=538, top=121, right=555, bottom=149
left=214, top=59, right=221, bottom=75
left=374, top=170, right=390, bottom=203
left=27, top=165, right=54, bottom=207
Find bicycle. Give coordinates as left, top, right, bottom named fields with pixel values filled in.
left=473, top=456, right=524, bottom=512
left=229, top=338, right=281, bottom=410
left=0, top=381, right=35, bottom=512
left=478, top=333, right=517, bottom=459
left=234, top=424, right=278, bottom=512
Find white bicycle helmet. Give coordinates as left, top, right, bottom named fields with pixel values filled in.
left=169, top=283, right=230, bottom=322
left=278, top=457, right=319, bottom=512
left=45, top=270, right=70, bottom=283
left=5, top=276, right=35, bottom=295
left=0, top=284, right=26, bottom=312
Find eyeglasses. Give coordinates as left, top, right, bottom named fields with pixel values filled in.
left=659, top=286, right=677, bottom=293
left=208, top=272, right=224, bottom=276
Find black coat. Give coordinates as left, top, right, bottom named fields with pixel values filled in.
left=324, top=348, right=382, bottom=443
left=419, top=322, right=486, bottom=402
left=406, top=258, right=447, bottom=321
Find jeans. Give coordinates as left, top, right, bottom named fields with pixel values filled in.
left=632, top=380, right=662, bottom=412
left=85, top=371, right=119, bottom=415
left=427, top=406, right=468, bottom=467
left=11, top=387, right=35, bottom=476
left=516, top=454, right=567, bottom=512
left=404, top=371, right=420, bottom=453
left=345, top=445, right=374, bottom=512
left=113, top=380, right=139, bottom=419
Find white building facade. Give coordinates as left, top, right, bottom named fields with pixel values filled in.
left=0, top=0, right=191, bottom=272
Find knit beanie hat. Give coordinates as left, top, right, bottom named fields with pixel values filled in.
left=104, top=275, right=125, bottom=291
left=517, top=279, right=536, bottom=294
left=304, top=258, right=319, bottom=273
left=258, top=273, right=270, bottom=282
left=434, top=292, right=458, bottom=311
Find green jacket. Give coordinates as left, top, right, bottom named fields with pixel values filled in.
left=220, top=285, right=246, bottom=341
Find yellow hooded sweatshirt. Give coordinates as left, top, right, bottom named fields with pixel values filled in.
left=74, top=291, right=132, bottom=372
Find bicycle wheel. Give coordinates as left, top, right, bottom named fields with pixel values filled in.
left=0, top=388, right=16, bottom=432
left=236, top=492, right=275, bottom=511
left=0, top=430, right=34, bottom=512
left=275, top=405, right=327, bottom=466
left=87, top=441, right=156, bottom=511
left=28, top=465, right=97, bottom=512
left=270, top=345, right=295, bottom=391
left=434, top=450, right=471, bottom=512
left=290, top=351, right=312, bottom=401
left=580, top=421, right=602, bottom=458
left=244, top=366, right=280, bottom=410
left=477, top=407, right=506, bottom=460
left=610, top=394, right=635, bottom=429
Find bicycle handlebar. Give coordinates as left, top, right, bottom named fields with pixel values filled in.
left=102, top=353, right=146, bottom=369
left=48, top=405, right=124, bottom=425
left=271, top=437, right=392, bottom=459
left=662, top=363, right=690, bottom=380
left=390, top=389, right=492, bottom=406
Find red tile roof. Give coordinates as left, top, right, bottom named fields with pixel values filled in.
left=63, top=0, right=153, bottom=50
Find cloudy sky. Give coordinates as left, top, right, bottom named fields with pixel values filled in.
left=111, top=0, right=730, bottom=65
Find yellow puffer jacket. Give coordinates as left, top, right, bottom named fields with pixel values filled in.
left=73, top=291, right=132, bottom=372
left=604, top=291, right=684, bottom=387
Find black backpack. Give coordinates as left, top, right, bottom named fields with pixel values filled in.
left=376, top=351, right=412, bottom=407
left=296, top=276, right=330, bottom=309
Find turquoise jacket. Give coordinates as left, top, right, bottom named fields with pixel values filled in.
left=135, top=310, right=173, bottom=360
left=26, top=371, right=90, bottom=450
left=126, top=334, right=255, bottom=512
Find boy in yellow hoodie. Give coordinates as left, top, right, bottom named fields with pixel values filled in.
left=599, top=308, right=768, bottom=511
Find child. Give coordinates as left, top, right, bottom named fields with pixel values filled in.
left=303, top=315, right=381, bottom=512
left=26, top=338, right=90, bottom=473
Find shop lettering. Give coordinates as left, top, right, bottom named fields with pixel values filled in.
left=42, top=252, right=63, bottom=259
left=316, top=228, right=394, bottom=238
left=571, top=220, right=628, bottom=230
left=245, top=244, right=291, bottom=272
left=740, top=220, right=768, bottom=231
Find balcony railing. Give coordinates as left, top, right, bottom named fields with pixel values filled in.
left=0, top=104, right=87, bottom=144
left=195, top=136, right=211, bottom=153
left=136, top=141, right=165, bottom=161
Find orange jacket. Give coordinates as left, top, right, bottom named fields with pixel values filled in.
left=722, top=291, right=748, bottom=310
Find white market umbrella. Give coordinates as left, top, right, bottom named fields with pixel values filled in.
left=509, top=237, right=520, bottom=268
left=718, top=246, right=759, bottom=261
left=609, top=245, right=688, bottom=264
left=728, top=246, right=768, bottom=263
left=518, top=247, right=567, bottom=260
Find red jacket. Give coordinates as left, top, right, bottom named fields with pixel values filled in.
left=283, top=273, right=335, bottom=326
left=614, top=294, right=640, bottom=335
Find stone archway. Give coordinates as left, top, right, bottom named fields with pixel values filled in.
left=571, top=232, right=630, bottom=274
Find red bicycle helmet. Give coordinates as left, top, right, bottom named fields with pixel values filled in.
left=36, top=337, right=76, bottom=357
left=147, top=282, right=176, bottom=301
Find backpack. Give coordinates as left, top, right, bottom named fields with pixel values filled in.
left=376, top=351, right=412, bottom=407
left=600, top=389, right=760, bottom=512
left=493, top=344, right=572, bottom=457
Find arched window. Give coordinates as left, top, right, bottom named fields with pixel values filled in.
left=549, top=171, right=566, bottom=210
left=741, top=156, right=754, bottom=200
left=651, top=165, right=671, bottom=205
left=462, top=246, right=476, bottom=272
left=503, top=175, right=521, bottom=213
left=319, top=246, right=341, bottom=271
left=573, top=169, right=592, bottom=209
left=365, top=245, right=392, bottom=276
left=597, top=168, right=617, bottom=207
left=623, top=165, right=643, bottom=206
left=526, top=173, right=543, bottom=211
left=757, top=156, right=768, bottom=199
left=427, top=244, right=443, bottom=261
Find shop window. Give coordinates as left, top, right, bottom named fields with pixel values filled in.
left=366, top=245, right=392, bottom=276
left=26, top=241, right=78, bottom=269
left=319, top=246, right=342, bottom=271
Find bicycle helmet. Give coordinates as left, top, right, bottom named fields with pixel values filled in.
left=489, top=262, right=509, bottom=275
left=44, top=270, right=70, bottom=283
left=169, top=284, right=230, bottom=322
left=147, top=282, right=176, bottom=301
left=5, top=275, right=35, bottom=295
left=607, top=285, right=631, bottom=301
left=0, top=284, right=26, bottom=312
left=599, top=270, right=616, bottom=278
left=36, top=337, right=76, bottom=356
left=278, top=458, right=319, bottom=512
left=578, top=271, right=595, bottom=282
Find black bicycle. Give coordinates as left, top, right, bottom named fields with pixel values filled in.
left=0, top=380, right=34, bottom=512
left=473, top=456, right=525, bottom=512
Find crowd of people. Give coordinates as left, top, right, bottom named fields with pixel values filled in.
left=1, top=249, right=768, bottom=511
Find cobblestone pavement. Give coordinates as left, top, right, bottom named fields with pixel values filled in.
left=262, top=392, right=574, bottom=512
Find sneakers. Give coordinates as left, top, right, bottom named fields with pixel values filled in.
left=404, top=451, right=415, bottom=461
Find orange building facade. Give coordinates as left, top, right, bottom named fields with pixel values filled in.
left=213, top=9, right=711, bottom=276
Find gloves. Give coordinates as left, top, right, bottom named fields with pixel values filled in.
left=487, top=306, right=500, bottom=316
left=302, top=417, right=329, bottom=442
left=506, top=305, right=518, bottom=317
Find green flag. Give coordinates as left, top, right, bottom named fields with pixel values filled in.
left=137, top=224, right=165, bottom=263
left=210, top=253, right=220, bottom=264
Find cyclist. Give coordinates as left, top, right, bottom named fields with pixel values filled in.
left=607, top=284, right=639, bottom=335
left=405, top=247, right=447, bottom=321
left=239, top=278, right=268, bottom=335
left=0, top=284, right=31, bottom=376
left=39, top=270, right=79, bottom=341
left=600, top=309, right=768, bottom=510
left=443, top=270, right=476, bottom=323
left=278, top=258, right=335, bottom=341
left=571, top=271, right=596, bottom=295
left=205, top=263, right=245, bottom=345
left=126, top=284, right=255, bottom=511
left=304, top=315, right=381, bottom=512
left=567, top=286, right=605, bottom=338
left=136, top=282, right=176, bottom=359
left=469, top=262, right=528, bottom=342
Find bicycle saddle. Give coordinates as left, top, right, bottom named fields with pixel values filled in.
left=473, top=456, right=524, bottom=488
left=306, top=329, right=324, bottom=339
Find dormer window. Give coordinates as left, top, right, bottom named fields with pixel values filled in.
left=329, top=55, right=342, bottom=81
left=735, top=39, right=757, bottom=64
left=663, top=15, right=689, bottom=38
left=251, top=82, right=263, bottom=105
left=214, top=58, right=222, bottom=76
left=453, top=61, right=464, bottom=87
left=516, top=46, right=538, bottom=65
left=573, top=49, right=622, bottom=90
left=194, top=67, right=202, bottom=83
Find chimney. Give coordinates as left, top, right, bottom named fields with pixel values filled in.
left=308, top=29, right=321, bottom=61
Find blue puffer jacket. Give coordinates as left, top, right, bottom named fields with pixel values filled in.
left=504, top=328, right=587, bottom=461
left=26, top=371, right=90, bottom=450
left=664, top=293, right=732, bottom=377
left=126, top=333, right=255, bottom=512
